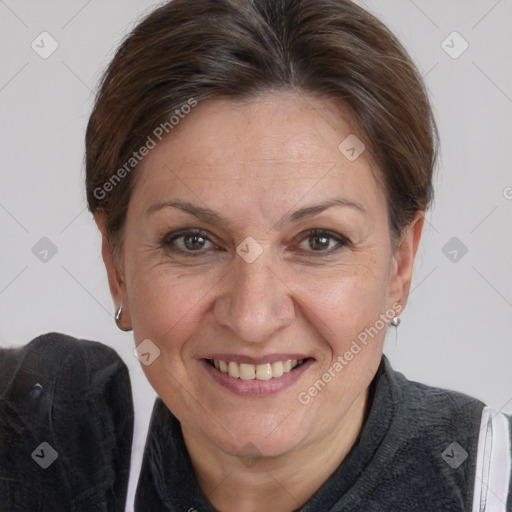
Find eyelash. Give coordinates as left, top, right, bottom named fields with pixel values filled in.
left=160, top=228, right=350, bottom=258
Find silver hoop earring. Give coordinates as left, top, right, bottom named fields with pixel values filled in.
left=115, top=303, right=132, bottom=332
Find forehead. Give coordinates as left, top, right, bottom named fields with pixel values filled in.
left=132, top=93, right=385, bottom=216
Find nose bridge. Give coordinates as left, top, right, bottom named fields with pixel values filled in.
left=214, top=252, right=295, bottom=343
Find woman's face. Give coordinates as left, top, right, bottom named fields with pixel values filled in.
left=101, top=93, right=421, bottom=458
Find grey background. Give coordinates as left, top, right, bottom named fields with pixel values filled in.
left=1, top=1, right=511, bottom=510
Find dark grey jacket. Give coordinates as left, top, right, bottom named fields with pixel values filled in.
left=0, top=333, right=133, bottom=512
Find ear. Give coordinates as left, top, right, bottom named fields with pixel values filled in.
left=387, top=211, right=425, bottom=312
left=93, top=210, right=132, bottom=331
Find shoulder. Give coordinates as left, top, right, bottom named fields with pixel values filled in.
left=1, top=331, right=124, bottom=379
left=379, top=357, right=511, bottom=510
left=0, top=332, right=133, bottom=512
left=0, top=331, right=130, bottom=398
left=384, top=357, right=486, bottom=438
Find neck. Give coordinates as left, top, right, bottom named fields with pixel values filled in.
left=181, top=387, right=370, bottom=512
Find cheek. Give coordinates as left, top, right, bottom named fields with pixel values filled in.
left=291, top=263, right=390, bottom=416
left=129, top=269, right=208, bottom=344
left=128, top=271, right=213, bottom=412
left=290, top=258, right=390, bottom=350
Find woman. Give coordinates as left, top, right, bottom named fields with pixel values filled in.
left=87, top=0, right=512, bottom=510
left=1, top=0, right=510, bottom=510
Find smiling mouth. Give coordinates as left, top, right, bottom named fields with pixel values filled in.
left=205, top=358, right=310, bottom=380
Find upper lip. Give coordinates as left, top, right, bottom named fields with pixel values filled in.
left=200, top=353, right=312, bottom=365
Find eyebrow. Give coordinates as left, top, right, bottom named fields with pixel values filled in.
left=145, top=198, right=366, bottom=229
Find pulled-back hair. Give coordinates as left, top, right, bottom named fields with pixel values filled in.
left=86, top=0, right=438, bottom=256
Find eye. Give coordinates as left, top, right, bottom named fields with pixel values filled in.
left=162, top=229, right=215, bottom=255
left=296, top=229, right=349, bottom=255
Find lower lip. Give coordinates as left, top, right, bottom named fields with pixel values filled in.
left=199, top=358, right=314, bottom=397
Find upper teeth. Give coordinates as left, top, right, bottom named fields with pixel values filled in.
left=212, top=359, right=302, bottom=380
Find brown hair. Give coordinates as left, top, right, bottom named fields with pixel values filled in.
left=86, top=0, right=438, bottom=258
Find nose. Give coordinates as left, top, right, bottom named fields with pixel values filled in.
left=213, top=254, right=296, bottom=344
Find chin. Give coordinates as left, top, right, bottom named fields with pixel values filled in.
left=205, top=411, right=310, bottom=459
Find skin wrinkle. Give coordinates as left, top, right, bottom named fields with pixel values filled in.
left=96, top=92, right=423, bottom=512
